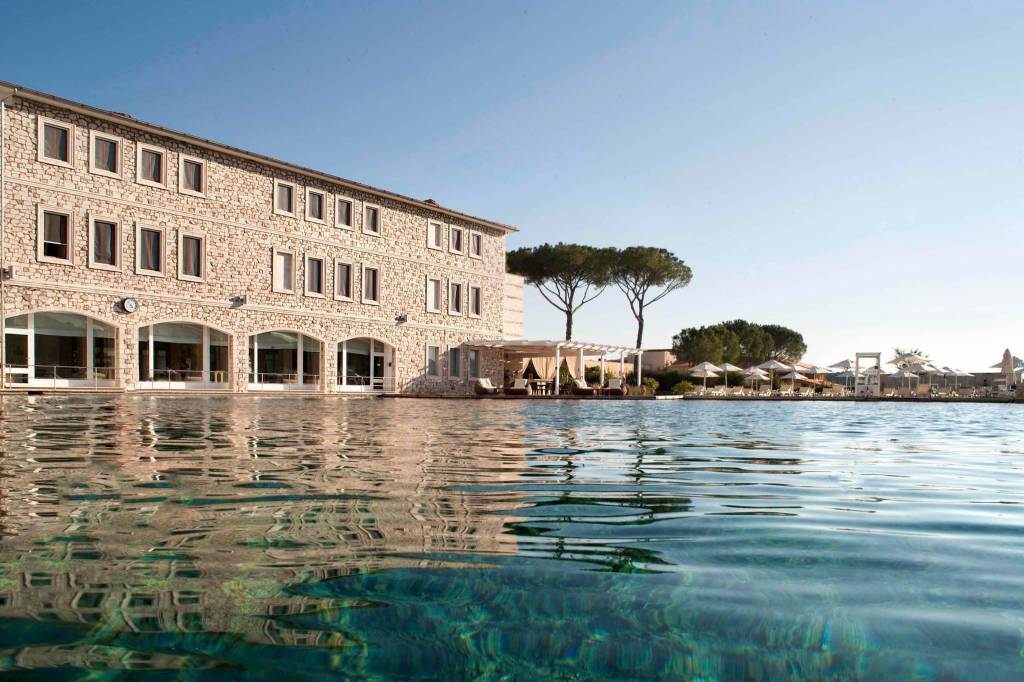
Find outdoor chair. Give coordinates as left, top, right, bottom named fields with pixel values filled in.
left=473, top=378, right=500, bottom=395
left=506, top=378, right=530, bottom=396
left=757, top=386, right=771, bottom=397
left=822, top=387, right=833, bottom=397
left=572, top=378, right=598, bottom=396
left=729, top=386, right=744, bottom=397
left=605, top=378, right=626, bottom=396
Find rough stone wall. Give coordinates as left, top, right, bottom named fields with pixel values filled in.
left=1, top=97, right=510, bottom=393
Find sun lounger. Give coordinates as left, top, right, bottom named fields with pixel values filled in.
left=603, top=378, right=625, bottom=396
left=473, top=378, right=499, bottom=395
left=572, top=378, right=598, bottom=395
left=506, top=378, right=530, bottom=396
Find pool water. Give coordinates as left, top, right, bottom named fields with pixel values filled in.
left=0, top=396, right=1021, bottom=680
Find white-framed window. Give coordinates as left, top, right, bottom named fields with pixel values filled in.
left=363, top=203, right=381, bottom=235
left=427, top=221, right=444, bottom=250
left=426, top=345, right=440, bottom=377
left=135, top=224, right=166, bottom=277
left=334, top=260, right=354, bottom=301
left=305, top=255, right=325, bottom=297
left=450, top=226, right=465, bottom=254
left=469, top=231, right=483, bottom=258
left=88, top=214, right=120, bottom=271
left=449, top=281, right=464, bottom=315
left=272, top=247, right=296, bottom=293
left=306, top=188, right=326, bottom=223
left=362, top=266, right=380, bottom=304
left=136, top=143, right=168, bottom=188
left=469, top=285, right=483, bottom=317
left=468, top=349, right=480, bottom=378
left=37, top=116, right=74, bottom=168
left=426, top=277, right=443, bottom=313
left=178, top=154, right=207, bottom=197
left=273, top=179, right=297, bottom=217
left=335, top=196, right=354, bottom=229
left=448, top=347, right=462, bottom=378
left=36, top=205, right=74, bottom=265
left=178, top=231, right=206, bottom=282
left=88, top=130, right=121, bottom=178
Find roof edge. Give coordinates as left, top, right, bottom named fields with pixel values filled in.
left=1, top=80, right=518, bottom=234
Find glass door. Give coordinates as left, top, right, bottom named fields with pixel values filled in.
left=371, top=351, right=385, bottom=391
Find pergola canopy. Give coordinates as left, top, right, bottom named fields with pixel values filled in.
left=463, top=339, right=642, bottom=358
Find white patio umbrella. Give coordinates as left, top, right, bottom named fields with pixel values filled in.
left=781, top=371, right=808, bottom=391
left=906, top=363, right=939, bottom=389
left=890, top=352, right=928, bottom=366
left=954, top=369, right=973, bottom=389
left=758, top=359, right=790, bottom=389
left=829, top=359, right=855, bottom=370
left=689, top=367, right=720, bottom=390
left=690, top=361, right=722, bottom=373
left=718, top=362, right=744, bottom=388
left=892, top=368, right=918, bottom=391
left=744, top=367, right=769, bottom=389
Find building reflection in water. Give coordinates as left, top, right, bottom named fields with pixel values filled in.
left=0, top=395, right=528, bottom=656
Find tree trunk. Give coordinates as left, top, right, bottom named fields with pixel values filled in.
left=633, top=313, right=644, bottom=375
left=564, top=309, right=573, bottom=341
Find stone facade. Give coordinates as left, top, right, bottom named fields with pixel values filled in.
left=0, top=86, right=518, bottom=393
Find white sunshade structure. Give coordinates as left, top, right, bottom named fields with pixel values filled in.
left=781, top=371, right=809, bottom=389
left=689, top=366, right=720, bottom=389
left=462, top=339, right=643, bottom=394
left=717, top=362, right=744, bottom=388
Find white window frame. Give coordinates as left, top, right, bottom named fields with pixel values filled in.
left=449, top=280, right=464, bottom=316
left=335, top=196, right=355, bottom=230
left=448, top=347, right=462, bottom=379
left=425, top=276, right=443, bottom=313
left=305, top=188, right=327, bottom=224
left=273, top=179, right=297, bottom=217
left=334, top=260, right=355, bottom=301
left=469, top=284, right=483, bottom=318
left=88, top=130, right=122, bottom=179
left=362, top=202, right=381, bottom=236
left=136, top=142, right=169, bottom=189
left=362, top=265, right=381, bottom=305
left=272, top=247, right=296, bottom=294
left=425, top=344, right=441, bottom=377
left=37, top=116, right=75, bottom=169
left=135, top=224, right=167, bottom=277
left=449, top=226, right=465, bottom=255
left=304, top=254, right=326, bottom=297
left=469, top=231, right=483, bottom=259
left=178, top=154, right=207, bottom=198
left=427, top=221, right=444, bottom=251
left=177, top=231, right=206, bottom=282
left=88, top=213, right=121, bottom=271
left=36, top=204, right=75, bottom=266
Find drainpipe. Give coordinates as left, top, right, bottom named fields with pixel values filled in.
left=0, top=87, right=14, bottom=388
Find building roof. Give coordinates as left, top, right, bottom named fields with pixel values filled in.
left=0, top=81, right=517, bottom=234
left=463, top=339, right=642, bottom=356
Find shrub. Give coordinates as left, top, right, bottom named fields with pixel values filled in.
left=671, top=380, right=695, bottom=395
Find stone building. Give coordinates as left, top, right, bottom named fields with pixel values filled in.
left=0, top=81, right=520, bottom=393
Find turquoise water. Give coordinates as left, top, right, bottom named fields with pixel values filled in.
left=0, top=396, right=1022, bottom=680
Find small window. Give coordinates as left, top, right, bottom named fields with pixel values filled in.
left=469, top=285, right=483, bottom=317
left=37, top=116, right=74, bottom=168
left=426, top=277, right=442, bottom=313
left=273, top=248, right=295, bottom=293
left=427, top=221, right=444, bottom=250
left=178, top=233, right=205, bottom=282
left=449, top=282, right=463, bottom=315
left=448, top=347, right=461, bottom=378
left=88, top=131, right=121, bottom=178
left=137, top=143, right=167, bottom=188
left=89, top=216, right=120, bottom=270
left=335, top=197, right=354, bottom=229
left=273, top=180, right=297, bottom=217
left=37, top=206, right=74, bottom=265
left=468, top=349, right=480, bottom=379
left=426, top=345, right=440, bottom=377
left=363, top=204, right=380, bottom=235
left=450, top=226, right=465, bottom=254
left=470, top=232, right=483, bottom=258
left=306, top=189, right=326, bottom=223
left=179, top=155, right=206, bottom=197
left=334, top=261, right=353, bottom=300
left=136, top=225, right=166, bottom=276
left=305, top=255, right=325, bottom=296
left=362, top=266, right=380, bottom=304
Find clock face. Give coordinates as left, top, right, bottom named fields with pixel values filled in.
left=123, top=298, right=138, bottom=313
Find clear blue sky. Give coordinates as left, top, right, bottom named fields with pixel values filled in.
left=2, top=1, right=1021, bottom=370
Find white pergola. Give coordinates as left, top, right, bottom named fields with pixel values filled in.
left=462, top=339, right=644, bottom=393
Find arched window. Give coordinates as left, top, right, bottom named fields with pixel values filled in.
left=3, top=312, right=117, bottom=387
left=248, top=331, right=320, bottom=390
left=137, top=322, right=230, bottom=388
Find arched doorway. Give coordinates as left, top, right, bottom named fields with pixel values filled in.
left=248, top=331, right=321, bottom=391
left=3, top=311, right=117, bottom=387
left=137, top=322, right=230, bottom=389
left=336, top=338, right=393, bottom=392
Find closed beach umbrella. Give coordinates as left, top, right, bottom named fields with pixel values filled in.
left=718, top=362, right=744, bottom=388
